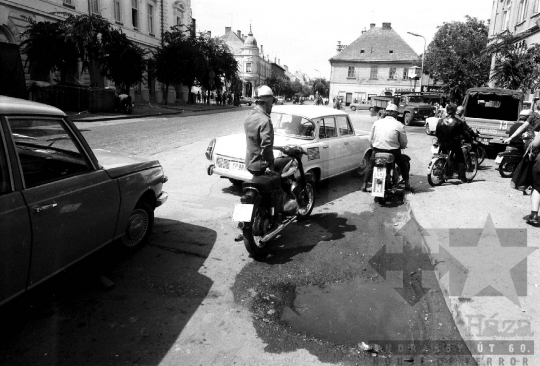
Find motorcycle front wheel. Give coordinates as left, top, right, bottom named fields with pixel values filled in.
left=427, top=158, right=446, bottom=186
left=297, top=177, right=316, bottom=220
left=498, top=157, right=515, bottom=178
left=243, top=205, right=271, bottom=260
left=465, top=154, right=478, bottom=182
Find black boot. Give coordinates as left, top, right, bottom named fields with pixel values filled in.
left=458, top=163, right=467, bottom=183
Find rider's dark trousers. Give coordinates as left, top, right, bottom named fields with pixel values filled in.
left=365, top=148, right=410, bottom=183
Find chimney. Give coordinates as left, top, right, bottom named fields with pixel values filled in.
left=278, top=59, right=280, bottom=64
left=370, top=23, right=376, bottom=29
left=242, top=34, right=246, bottom=40
left=284, top=65, right=288, bottom=71
left=207, top=31, right=211, bottom=37
left=361, top=27, right=367, bottom=35
left=237, top=30, right=241, bottom=38
left=225, top=26, right=231, bottom=33
left=382, top=22, right=391, bottom=30
left=336, top=41, right=342, bottom=53
left=274, top=57, right=277, bottom=63
left=261, top=45, right=264, bottom=54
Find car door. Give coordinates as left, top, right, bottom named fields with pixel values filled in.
left=6, top=116, right=120, bottom=287
left=335, top=115, right=362, bottom=172
left=0, top=122, right=31, bottom=305
left=317, top=117, right=340, bottom=178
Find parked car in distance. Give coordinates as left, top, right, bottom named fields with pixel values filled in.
left=205, top=105, right=372, bottom=186
left=276, top=96, right=285, bottom=105
left=239, top=96, right=253, bottom=106
left=0, top=96, right=168, bottom=306
left=349, top=102, right=371, bottom=111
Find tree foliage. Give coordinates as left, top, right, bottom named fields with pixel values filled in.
left=265, top=76, right=287, bottom=96
left=424, top=16, right=491, bottom=102
left=311, top=78, right=329, bottom=97
left=486, top=33, right=540, bottom=91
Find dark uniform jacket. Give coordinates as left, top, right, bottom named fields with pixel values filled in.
left=244, top=109, right=274, bottom=172
left=436, top=116, right=475, bottom=147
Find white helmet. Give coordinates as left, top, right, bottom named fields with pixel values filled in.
left=254, top=85, right=273, bottom=101
left=386, top=103, right=398, bottom=112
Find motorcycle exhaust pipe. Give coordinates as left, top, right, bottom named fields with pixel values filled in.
left=260, top=216, right=297, bottom=244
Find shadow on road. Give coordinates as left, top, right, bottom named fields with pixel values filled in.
left=0, top=218, right=216, bottom=366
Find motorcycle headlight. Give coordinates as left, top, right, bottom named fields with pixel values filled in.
left=281, top=159, right=298, bottom=178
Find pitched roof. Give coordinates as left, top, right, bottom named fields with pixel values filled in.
left=220, top=30, right=245, bottom=54
left=330, top=25, right=418, bottom=63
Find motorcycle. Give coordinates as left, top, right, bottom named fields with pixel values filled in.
left=427, top=138, right=478, bottom=186
left=115, top=93, right=134, bottom=114
left=495, top=123, right=526, bottom=178
left=233, top=145, right=316, bottom=259
left=470, top=132, right=490, bottom=165
left=371, top=151, right=410, bottom=205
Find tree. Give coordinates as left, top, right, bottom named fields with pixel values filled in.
left=424, top=16, right=491, bottom=103
left=486, top=33, right=540, bottom=91
left=265, top=76, right=287, bottom=96
left=311, top=78, right=329, bottom=97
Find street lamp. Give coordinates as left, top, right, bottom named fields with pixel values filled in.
left=407, top=32, right=426, bottom=92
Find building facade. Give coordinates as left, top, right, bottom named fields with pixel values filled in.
left=220, top=26, right=272, bottom=97
left=329, top=22, right=419, bottom=105
left=0, top=0, right=193, bottom=102
left=488, top=0, right=540, bottom=97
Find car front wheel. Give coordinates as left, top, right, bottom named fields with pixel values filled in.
left=121, top=201, right=154, bottom=249
left=351, top=106, right=356, bottom=111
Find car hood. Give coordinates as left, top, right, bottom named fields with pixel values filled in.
left=215, top=133, right=315, bottom=159
left=93, top=149, right=161, bottom=178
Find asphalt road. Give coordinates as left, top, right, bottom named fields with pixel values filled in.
left=1, top=106, right=538, bottom=366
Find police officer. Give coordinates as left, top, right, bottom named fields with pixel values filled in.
left=244, top=85, right=276, bottom=176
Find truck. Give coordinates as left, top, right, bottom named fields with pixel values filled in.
left=370, top=93, right=436, bottom=125
left=461, top=87, right=524, bottom=147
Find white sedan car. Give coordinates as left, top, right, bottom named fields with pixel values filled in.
left=205, top=105, right=372, bottom=185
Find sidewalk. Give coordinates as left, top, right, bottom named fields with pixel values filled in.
left=67, top=101, right=239, bottom=122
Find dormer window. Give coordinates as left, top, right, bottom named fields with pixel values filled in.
left=360, top=49, right=365, bottom=53
left=389, top=50, right=394, bottom=53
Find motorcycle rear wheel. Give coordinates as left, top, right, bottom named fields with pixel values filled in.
left=427, top=158, right=445, bottom=186
left=243, top=205, right=270, bottom=260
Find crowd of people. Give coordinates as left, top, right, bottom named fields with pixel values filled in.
left=195, top=90, right=237, bottom=105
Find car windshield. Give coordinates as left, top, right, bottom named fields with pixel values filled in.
left=272, top=113, right=315, bottom=139
left=408, top=96, right=424, bottom=103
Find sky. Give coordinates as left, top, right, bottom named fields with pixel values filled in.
left=192, top=0, right=494, bottom=80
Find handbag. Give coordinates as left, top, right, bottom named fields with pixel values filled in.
left=511, top=152, right=534, bottom=191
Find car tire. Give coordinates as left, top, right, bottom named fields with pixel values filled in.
left=404, top=113, right=413, bottom=126
left=247, top=102, right=252, bottom=106
left=425, top=122, right=432, bottom=135
left=353, top=151, right=371, bottom=177
left=120, top=201, right=154, bottom=250
left=351, top=106, right=356, bottom=111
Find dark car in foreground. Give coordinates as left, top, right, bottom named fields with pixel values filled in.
left=0, top=96, right=168, bottom=306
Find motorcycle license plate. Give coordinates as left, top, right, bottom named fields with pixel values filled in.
left=372, top=167, right=386, bottom=197
left=494, top=155, right=503, bottom=165
left=480, top=138, right=490, bottom=145
left=229, top=161, right=246, bottom=171
left=232, top=204, right=253, bottom=222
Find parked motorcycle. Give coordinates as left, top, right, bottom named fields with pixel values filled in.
left=371, top=151, right=410, bottom=205
left=233, top=145, right=316, bottom=259
left=427, top=138, right=478, bottom=186
left=470, top=132, right=490, bottom=165
left=115, top=93, right=134, bottom=114
left=495, top=122, right=525, bottom=178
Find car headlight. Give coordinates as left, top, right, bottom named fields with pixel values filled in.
left=205, top=138, right=216, bottom=161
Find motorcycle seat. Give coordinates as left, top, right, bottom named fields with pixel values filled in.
left=374, top=152, right=395, bottom=163
left=243, top=173, right=281, bottom=192
left=505, top=146, right=521, bottom=152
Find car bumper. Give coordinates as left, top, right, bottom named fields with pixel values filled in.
left=156, top=191, right=168, bottom=207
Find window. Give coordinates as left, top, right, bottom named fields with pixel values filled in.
left=319, top=117, right=337, bottom=139
left=535, top=0, right=540, bottom=12
left=7, top=118, right=91, bottom=188
left=370, top=66, right=378, bottom=79
left=63, top=0, right=72, bottom=5
left=389, top=50, right=394, bottom=53
left=90, top=0, right=99, bottom=14
left=246, top=62, right=252, bottom=73
left=360, top=49, right=365, bottom=53
left=389, top=67, right=397, bottom=79
left=347, top=66, right=355, bottom=78
left=273, top=113, right=315, bottom=139
left=502, top=10, right=508, bottom=30
left=518, top=0, right=529, bottom=22
left=132, top=0, right=139, bottom=28
left=114, top=0, right=121, bottom=22
left=0, top=133, right=10, bottom=194
left=147, top=3, right=155, bottom=35
left=402, top=68, right=409, bottom=80
left=336, top=116, right=353, bottom=136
